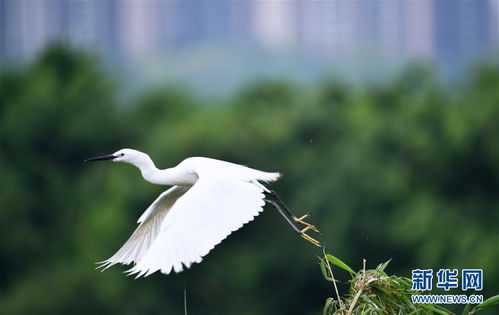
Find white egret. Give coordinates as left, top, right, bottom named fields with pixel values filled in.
left=85, top=148, right=320, bottom=277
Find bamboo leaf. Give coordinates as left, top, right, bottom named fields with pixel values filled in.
left=377, top=259, right=392, bottom=272
left=419, top=303, right=455, bottom=314
left=322, top=297, right=334, bottom=315
left=325, top=254, right=356, bottom=275
left=461, top=303, right=472, bottom=315
left=320, top=258, right=335, bottom=282
left=472, top=294, right=499, bottom=311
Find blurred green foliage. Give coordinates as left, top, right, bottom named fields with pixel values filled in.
left=1, top=45, right=498, bottom=314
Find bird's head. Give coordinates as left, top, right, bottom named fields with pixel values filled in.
left=85, top=148, right=148, bottom=164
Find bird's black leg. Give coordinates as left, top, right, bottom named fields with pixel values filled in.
left=265, top=190, right=321, bottom=247
left=264, top=198, right=302, bottom=234
left=267, top=190, right=296, bottom=220
left=269, top=191, right=319, bottom=233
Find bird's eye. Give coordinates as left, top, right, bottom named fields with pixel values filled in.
left=120, top=153, right=125, bottom=157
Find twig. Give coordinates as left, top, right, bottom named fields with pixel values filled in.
left=184, top=286, right=187, bottom=315
left=323, top=246, right=344, bottom=311
left=347, top=286, right=364, bottom=315
left=347, top=259, right=367, bottom=315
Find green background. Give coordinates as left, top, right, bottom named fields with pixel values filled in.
left=1, top=45, right=498, bottom=314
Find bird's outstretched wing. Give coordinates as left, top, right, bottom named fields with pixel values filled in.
left=126, top=178, right=266, bottom=277
left=97, top=185, right=190, bottom=270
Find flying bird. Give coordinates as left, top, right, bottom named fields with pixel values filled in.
left=85, top=148, right=320, bottom=277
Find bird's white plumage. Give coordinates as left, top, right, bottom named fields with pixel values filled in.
left=126, top=178, right=266, bottom=277
left=93, top=149, right=280, bottom=277
left=98, top=186, right=189, bottom=269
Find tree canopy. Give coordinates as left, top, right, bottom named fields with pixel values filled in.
left=1, top=45, right=498, bottom=314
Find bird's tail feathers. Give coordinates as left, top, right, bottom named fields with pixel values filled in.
left=254, top=171, right=281, bottom=182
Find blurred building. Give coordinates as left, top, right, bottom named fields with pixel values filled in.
left=434, top=0, right=497, bottom=75
left=252, top=1, right=295, bottom=49
left=1, top=0, right=497, bottom=83
left=292, top=1, right=433, bottom=59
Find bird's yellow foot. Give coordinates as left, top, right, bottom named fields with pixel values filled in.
left=294, top=214, right=321, bottom=247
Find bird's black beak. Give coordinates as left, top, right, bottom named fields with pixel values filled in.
left=84, top=154, right=117, bottom=162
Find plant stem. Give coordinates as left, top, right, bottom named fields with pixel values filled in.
left=347, top=259, right=367, bottom=315
left=347, top=287, right=364, bottom=315
left=184, top=286, right=187, bottom=315
left=323, top=247, right=344, bottom=310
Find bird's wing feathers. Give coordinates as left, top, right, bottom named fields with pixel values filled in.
left=97, top=185, right=190, bottom=270
left=125, top=178, right=265, bottom=277
left=137, top=186, right=190, bottom=224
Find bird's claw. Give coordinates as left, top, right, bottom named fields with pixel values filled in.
left=300, top=231, right=321, bottom=247
left=294, top=214, right=321, bottom=247
left=295, top=214, right=320, bottom=233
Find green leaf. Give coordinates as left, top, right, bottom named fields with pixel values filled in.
left=420, top=304, right=455, bottom=315
left=399, top=293, right=411, bottom=305
left=322, top=298, right=334, bottom=315
left=472, top=295, right=499, bottom=311
left=433, top=304, right=456, bottom=315
left=325, top=254, right=356, bottom=275
left=361, top=306, right=374, bottom=315
left=461, top=303, right=472, bottom=315
left=320, top=258, right=335, bottom=282
left=377, top=259, right=392, bottom=272
left=399, top=277, right=413, bottom=289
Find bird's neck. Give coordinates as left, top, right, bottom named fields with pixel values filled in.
left=131, top=157, right=187, bottom=186
left=130, top=156, right=159, bottom=182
